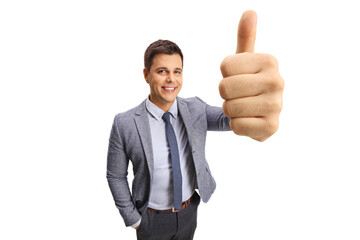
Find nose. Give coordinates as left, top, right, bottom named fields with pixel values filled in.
left=166, top=72, right=175, bottom=83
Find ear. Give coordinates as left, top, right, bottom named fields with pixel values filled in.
left=143, top=68, right=149, bottom=84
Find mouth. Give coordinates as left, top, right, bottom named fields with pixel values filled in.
left=162, top=86, right=177, bottom=93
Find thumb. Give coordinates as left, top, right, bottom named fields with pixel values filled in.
left=236, top=10, right=257, bottom=53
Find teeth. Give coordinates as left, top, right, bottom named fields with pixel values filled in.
left=164, top=87, right=175, bottom=90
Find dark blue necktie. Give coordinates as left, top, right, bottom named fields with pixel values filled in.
left=162, top=112, right=183, bottom=210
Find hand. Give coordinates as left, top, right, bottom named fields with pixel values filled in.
left=219, top=10, right=284, bottom=142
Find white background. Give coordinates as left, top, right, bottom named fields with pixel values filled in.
left=1, top=0, right=360, bottom=239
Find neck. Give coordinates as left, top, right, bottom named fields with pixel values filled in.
left=148, top=96, right=175, bottom=112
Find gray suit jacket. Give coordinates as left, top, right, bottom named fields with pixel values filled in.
left=107, top=96, right=230, bottom=226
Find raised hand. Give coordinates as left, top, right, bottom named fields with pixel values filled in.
left=219, top=10, right=284, bottom=141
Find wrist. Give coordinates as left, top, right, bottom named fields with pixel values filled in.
left=131, top=219, right=141, bottom=229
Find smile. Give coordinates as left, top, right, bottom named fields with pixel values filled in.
left=162, top=86, right=177, bottom=92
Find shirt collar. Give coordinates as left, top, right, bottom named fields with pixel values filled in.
left=145, top=97, right=178, bottom=121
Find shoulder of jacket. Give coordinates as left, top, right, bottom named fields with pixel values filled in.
left=177, top=96, right=207, bottom=105
left=113, top=100, right=145, bottom=123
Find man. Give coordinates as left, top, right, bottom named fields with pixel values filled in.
left=107, top=10, right=284, bottom=239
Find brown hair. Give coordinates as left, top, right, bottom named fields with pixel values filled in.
left=144, top=40, right=183, bottom=72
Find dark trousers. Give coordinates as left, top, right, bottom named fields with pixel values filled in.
left=136, top=192, right=200, bottom=240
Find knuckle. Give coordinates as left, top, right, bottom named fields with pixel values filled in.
left=274, top=75, right=285, bottom=92
left=263, top=54, right=279, bottom=69
left=219, top=80, right=229, bottom=99
left=222, top=101, right=231, bottom=117
left=267, top=97, right=283, bottom=114
left=229, top=119, right=243, bottom=136
left=220, top=55, right=233, bottom=76
left=252, top=117, right=279, bottom=142
left=279, top=76, right=285, bottom=90
left=265, top=72, right=283, bottom=92
left=276, top=96, right=284, bottom=112
left=264, top=117, right=279, bottom=137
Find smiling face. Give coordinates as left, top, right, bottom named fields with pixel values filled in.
left=143, top=53, right=183, bottom=112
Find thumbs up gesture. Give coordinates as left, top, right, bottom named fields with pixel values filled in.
left=219, top=10, right=284, bottom=141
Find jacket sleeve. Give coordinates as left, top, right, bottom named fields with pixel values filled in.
left=106, top=115, right=141, bottom=227
left=195, top=97, right=231, bottom=131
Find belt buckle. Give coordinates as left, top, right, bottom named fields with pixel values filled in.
left=172, top=207, right=179, bottom=212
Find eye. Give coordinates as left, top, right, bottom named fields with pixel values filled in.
left=158, top=70, right=166, bottom=74
left=175, top=70, right=182, bottom=74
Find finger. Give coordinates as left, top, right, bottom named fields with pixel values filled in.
left=236, top=10, right=257, bottom=53
left=220, top=53, right=277, bottom=78
left=220, top=53, right=260, bottom=77
left=229, top=116, right=278, bottom=141
left=230, top=117, right=266, bottom=139
left=219, top=74, right=263, bottom=100
left=222, top=96, right=282, bottom=118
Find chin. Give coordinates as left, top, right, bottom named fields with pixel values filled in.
left=164, top=97, right=176, bottom=103
left=162, top=94, right=178, bottom=102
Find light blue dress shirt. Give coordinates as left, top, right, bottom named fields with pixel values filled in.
left=145, top=98, right=196, bottom=210
left=131, top=98, right=196, bottom=228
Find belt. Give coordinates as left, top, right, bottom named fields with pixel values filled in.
left=147, top=197, right=191, bottom=213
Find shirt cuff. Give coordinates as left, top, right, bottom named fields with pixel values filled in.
left=130, top=219, right=142, bottom=229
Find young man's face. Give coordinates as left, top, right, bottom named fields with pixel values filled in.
left=144, top=53, right=183, bottom=111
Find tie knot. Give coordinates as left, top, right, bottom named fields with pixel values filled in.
left=162, top=112, right=172, bottom=123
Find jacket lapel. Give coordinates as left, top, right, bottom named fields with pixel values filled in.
left=177, top=97, right=195, bottom=150
left=134, top=100, right=154, bottom=180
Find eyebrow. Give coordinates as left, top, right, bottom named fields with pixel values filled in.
left=155, top=67, right=168, bottom=71
left=155, top=67, right=182, bottom=71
